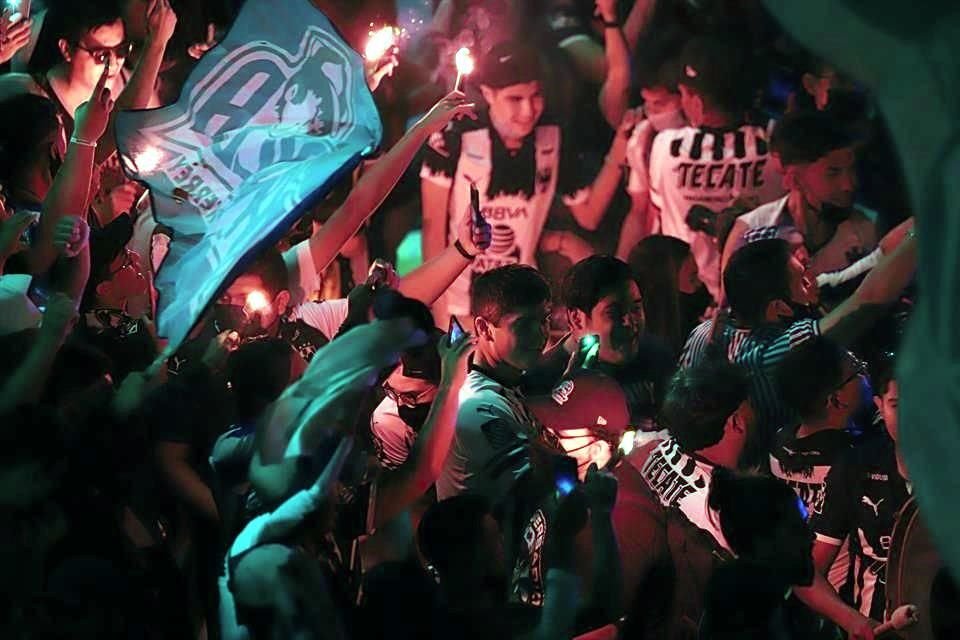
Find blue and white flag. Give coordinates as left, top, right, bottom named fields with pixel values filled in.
left=116, top=0, right=382, bottom=350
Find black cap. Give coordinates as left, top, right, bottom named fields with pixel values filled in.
left=676, top=36, right=756, bottom=113
left=477, top=41, right=543, bottom=89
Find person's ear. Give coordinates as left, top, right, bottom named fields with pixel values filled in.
left=58, top=39, right=72, bottom=64
left=474, top=315, right=494, bottom=341
left=873, top=395, right=884, bottom=412
left=479, top=85, right=496, bottom=105
left=95, top=280, right=112, bottom=299
left=567, top=307, right=588, bottom=333
left=767, top=299, right=793, bottom=322
left=781, top=164, right=798, bottom=191
left=274, top=290, right=291, bottom=316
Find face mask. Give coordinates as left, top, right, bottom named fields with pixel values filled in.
left=646, top=107, right=685, bottom=132
left=397, top=403, right=432, bottom=431
left=819, top=201, right=854, bottom=225
left=679, top=287, right=712, bottom=322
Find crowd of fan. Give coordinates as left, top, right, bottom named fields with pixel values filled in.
left=0, top=0, right=920, bottom=638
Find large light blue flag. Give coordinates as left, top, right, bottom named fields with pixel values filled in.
left=115, top=0, right=382, bottom=350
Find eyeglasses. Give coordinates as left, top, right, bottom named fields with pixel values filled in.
left=75, top=41, right=133, bottom=65
left=383, top=382, right=434, bottom=408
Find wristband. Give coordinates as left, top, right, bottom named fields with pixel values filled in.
left=602, top=20, right=621, bottom=28
left=70, top=136, right=98, bottom=149
left=454, top=238, right=475, bottom=260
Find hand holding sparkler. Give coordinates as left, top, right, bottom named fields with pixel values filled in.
left=364, top=26, right=400, bottom=92
left=454, top=47, right=474, bottom=92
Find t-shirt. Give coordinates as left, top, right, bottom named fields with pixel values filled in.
left=421, top=117, right=591, bottom=316
left=595, top=336, right=676, bottom=431
left=611, top=439, right=733, bottom=638
left=436, top=367, right=561, bottom=502
left=810, top=434, right=910, bottom=621
left=730, top=195, right=879, bottom=277
left=648, top=123, right=786, bottom=299
left=770, top=426, right=855, bottom=589
left=679, top=318, right=821, bottom=460
left=369, top=395, right=416, bottom=470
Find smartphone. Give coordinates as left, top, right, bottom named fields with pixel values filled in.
left=448, top=314, right=465, bottom=346
left=578, top=334, right=600, bottom=366
left=6, top=0, right=30, bottom=23
left=27, top=280, right=48, bottom=313
left=365, top=259, right=394, bottom=290
left=553, top=455, right=578, bottom=497
left=469, top=181, right=481, bottom=223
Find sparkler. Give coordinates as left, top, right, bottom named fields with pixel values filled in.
left=454, top=47, right=474, bottom=93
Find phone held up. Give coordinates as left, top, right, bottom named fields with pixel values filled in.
left=447, top=314, right=465, bottom=346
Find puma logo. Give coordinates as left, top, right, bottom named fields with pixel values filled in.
left=862, top=495, right=885, bottom=517
left=782, top=446, right=797, bottom=456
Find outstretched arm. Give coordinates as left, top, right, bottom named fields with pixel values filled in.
left=568, top=111, right=637, bottom=231
left=308, top=92, right=476, bottom=276
left=596, top=0, right=632, bottom=128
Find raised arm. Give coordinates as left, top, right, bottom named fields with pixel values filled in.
left=596, top=0, right=632, bottom=128
left=370, top=334, right=474, bottom=529
left=818, top=231, right=917, bottom=344
left=31, top=68, right=113, bottom=275
left=0, top=292, right=77, bottom=413
left=568, top=110, right=636, bottom=231
left=309, top=92, right=475, bottom=276
left=397, top=204, right=490, bottom=305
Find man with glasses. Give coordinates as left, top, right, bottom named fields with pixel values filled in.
left=772, top=338, right=871, bottom=596
left=370, top=334, right=443, bottom=470
left=793, top=354, right=910, bottom=637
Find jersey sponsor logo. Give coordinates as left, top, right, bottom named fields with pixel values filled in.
left=641, top=439, right=708, bottom=507
left=674, top=159, right=768, bottom=191
left=481, top=204, right=531, bottom=221
left=868, top=472, right=889, bottom=481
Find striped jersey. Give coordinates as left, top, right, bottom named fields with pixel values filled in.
left=678, top=317, right=821, bottom=460
left=648, top=124, right=786, bottom=299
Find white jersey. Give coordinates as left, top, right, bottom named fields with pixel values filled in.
left=649, top=123, right=786, bottom=299
left=731, top=195, right=879, bottom=277
left=421, top=121, right=589, bottom=317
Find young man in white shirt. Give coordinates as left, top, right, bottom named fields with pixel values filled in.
left=644, top=35, right=786, bottom=301
left=421, top=41, right=630, bottom=324
left=722, top=110, right=878, bottom=286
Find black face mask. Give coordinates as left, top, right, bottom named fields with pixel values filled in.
left=212, top=304, right=271, bottom=341
left=778, top=301, right=821, bottom=324
left=679, top=287, right=712, bottom=323
left=398, top=402, right=432, bottom=431
left=819, top=201, right=855, bottom=226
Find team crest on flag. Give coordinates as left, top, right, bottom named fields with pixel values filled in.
left=115, top=0, right=383, bottom=350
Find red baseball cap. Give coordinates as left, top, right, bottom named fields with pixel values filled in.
left=527, top=370, right=631, bottom=442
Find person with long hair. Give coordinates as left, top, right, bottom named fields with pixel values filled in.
left=628, top=235, right=708, bottom=355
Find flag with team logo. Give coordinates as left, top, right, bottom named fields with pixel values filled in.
left=115, top=0, right=382, bottom=350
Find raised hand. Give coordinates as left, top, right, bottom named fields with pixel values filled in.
left=0, top=17, right=32, bottom=65
left=52, top=216, right=90, bottom=258
left=417, top=91, right=477, bottom=135
left=145, top=0, right=177, bottom=46
left=455, top=204, right=491, bottom=257
left=39, top=292, right=78, bottom=343
left=74, top=65, right=115, bottom=144
left=437, top=327, right=476, bottom=387
left=582, top=463, right=618, bottom=514
left=365, top=49, right=399, bottom=93
left=594, top=0, right=618, bottom=23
